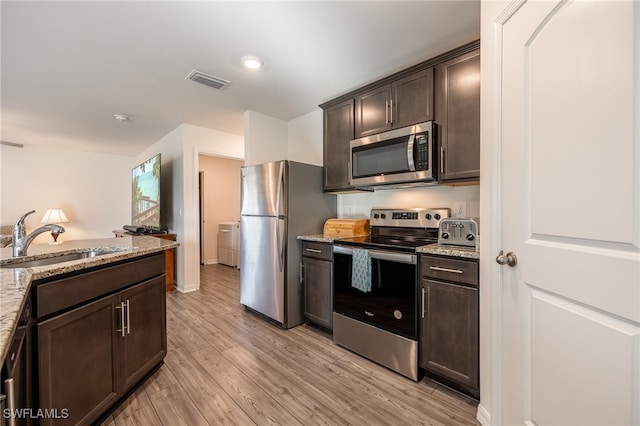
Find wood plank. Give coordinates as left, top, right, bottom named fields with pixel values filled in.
left=164, top=347, right=256, bottom=425
left=108, top=386, right=162, bottom=426
left=223, top=344, right=350, bottom=425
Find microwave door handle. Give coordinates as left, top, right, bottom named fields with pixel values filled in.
left=407, top=134, right=416, bottom=171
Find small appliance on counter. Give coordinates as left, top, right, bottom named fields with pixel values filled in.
left=323, top=218, right=370, bottom=239
left=438, top=218, right=479, bottom=247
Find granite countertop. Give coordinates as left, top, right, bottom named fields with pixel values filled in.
left=0, top=236, right=179, bottom=363
left=297, top=234, right=335, bottom=243
left=416, top=243, right=480, bottom=259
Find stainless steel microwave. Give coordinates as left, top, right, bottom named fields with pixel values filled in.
left=349, top=121, right=435, bottom=188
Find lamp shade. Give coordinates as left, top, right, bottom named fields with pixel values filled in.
left=41, top=208, right=69, bottom=224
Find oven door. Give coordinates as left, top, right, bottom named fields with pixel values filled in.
left=333, top=245, right=418, bottom=340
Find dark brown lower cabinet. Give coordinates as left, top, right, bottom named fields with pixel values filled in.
left=1, top=297, right=34, bottom=426
left=420, top=255, right=478, bottom=398
left=120, top=278, right=167, bottom=393
left=301, top=241, right=333, bottom=330
left=34, top=253, right=167, bottom=426
left=37, top=294, right=121, bottom=425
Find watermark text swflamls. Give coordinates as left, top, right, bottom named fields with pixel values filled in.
left=3, top=408, right=69, bottom=420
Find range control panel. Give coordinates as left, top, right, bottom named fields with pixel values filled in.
left=370, top=208, right=450, bottom=229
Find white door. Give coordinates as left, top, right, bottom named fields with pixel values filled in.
left=494, top=1, right=640, bottom=424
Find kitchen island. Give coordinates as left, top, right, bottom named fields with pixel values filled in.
left=0, top=236, right=178, bottom=424
left=0, top=236, right=178, bottom=362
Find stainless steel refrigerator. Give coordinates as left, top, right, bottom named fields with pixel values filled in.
left=240, top=160, right=337, bottom=328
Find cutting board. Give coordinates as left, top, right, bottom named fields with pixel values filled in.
left=323, top=219, right=370, bottom=239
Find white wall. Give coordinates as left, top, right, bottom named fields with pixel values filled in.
left=287, top=109, right=323, bottom=166
left=243, top=110, right=287, bottom=166
left=337, top=185, right=480, bottom=219
left=138, top=124, right=244, bottom=292
left=0, top=144, right=130, bottom=244
left=183, top=125, right=243, bottom=291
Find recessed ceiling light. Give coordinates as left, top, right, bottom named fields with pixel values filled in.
left=242, top=56, right=264, bottom=70
left=114, top=114, right=129, bottom=122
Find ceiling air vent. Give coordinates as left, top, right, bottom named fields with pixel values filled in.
left=185, top=69, right=231, bottom=91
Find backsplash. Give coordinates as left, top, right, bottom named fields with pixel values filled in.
left=337, top=185, right=480, bottom=220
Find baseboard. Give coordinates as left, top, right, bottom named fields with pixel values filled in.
left=476, top=403, right=491, bottom=426
left=204, top=258, right=218, bottom=265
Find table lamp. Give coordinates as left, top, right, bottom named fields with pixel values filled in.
left=41, top=208, right=69, bottom=244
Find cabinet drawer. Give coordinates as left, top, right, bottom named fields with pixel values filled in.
left=301, top=241, right=332, bottom=261
left=35, top=253, right=165, bottom=318
left=421, top=255, right=478, bottom=286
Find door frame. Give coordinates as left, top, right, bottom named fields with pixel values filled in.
left=479, top=1, right=524, bottom=424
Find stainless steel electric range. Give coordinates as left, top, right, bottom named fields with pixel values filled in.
left=332, top=207, right=450, bottom=381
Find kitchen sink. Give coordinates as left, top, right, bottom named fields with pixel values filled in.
left=0, top=248, right=130, bottom=269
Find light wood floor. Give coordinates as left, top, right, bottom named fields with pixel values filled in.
left=102, top=263, right=479, bottom=425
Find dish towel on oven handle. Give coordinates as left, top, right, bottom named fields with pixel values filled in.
left=351, top=248, right=372, bottom=293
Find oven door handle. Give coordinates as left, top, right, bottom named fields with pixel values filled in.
left=333, top=245, right=417, bottom=265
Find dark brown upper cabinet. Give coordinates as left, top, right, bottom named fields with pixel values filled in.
left=435, top=48, right=480, bottom=182
left=355, top=68, right=434, bottom=138
left=320, top=40, right=479, bottom=193
left=323, top=99, right=355, bottom=192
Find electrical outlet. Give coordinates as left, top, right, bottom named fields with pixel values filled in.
left=452, top=202, right=467, bottom=218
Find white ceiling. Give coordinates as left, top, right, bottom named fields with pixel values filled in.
left=1, top=1, right=480, bottom=156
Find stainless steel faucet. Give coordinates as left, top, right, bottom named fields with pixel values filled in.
left=12, top=210, right=66, bottom=257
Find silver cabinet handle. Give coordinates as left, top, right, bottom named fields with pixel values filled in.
left=385, top=100, right=389, bottom=124
left=496, top=250, right=518, bottom=267
left=299, top=262, right=304, bottom=284
left=125, top=300, right=131, bottom=335
left=429, top=266, right=463, bottom=274
left=440, top=146, right=445, bottom=175
left=115, top=302, right=126, bottom=337
left=421, top=287, right=427, bottom=319
left=389, top=99, right=393, bottom=123
left=4, top=378, right=15, bottom=426
left=305, top=248, right=322, bottom=253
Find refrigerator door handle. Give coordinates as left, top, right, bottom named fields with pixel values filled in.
left=274, top=162, right=285, bottom=272
left=275, top=161, right=284, bottom=217
left=276, top=218, right=285, bottom=272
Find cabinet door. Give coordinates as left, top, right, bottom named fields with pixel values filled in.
left=436, top=49, right=480, bottom=182
left=323, top=99, right=355, bottom=192
left=420, top=279, right=478, bottom=393
left=119, top=276, right=166, bottom=392
left=392, top=68, right=434, bottom=128
left=38, top=293, right=121, bottom=426
left=355, top=85, right=392, bottom=138
left=303, top=257, right=333, bottom=330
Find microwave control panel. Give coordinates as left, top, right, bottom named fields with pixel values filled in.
left=414, top=133, right=430, bottom=170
